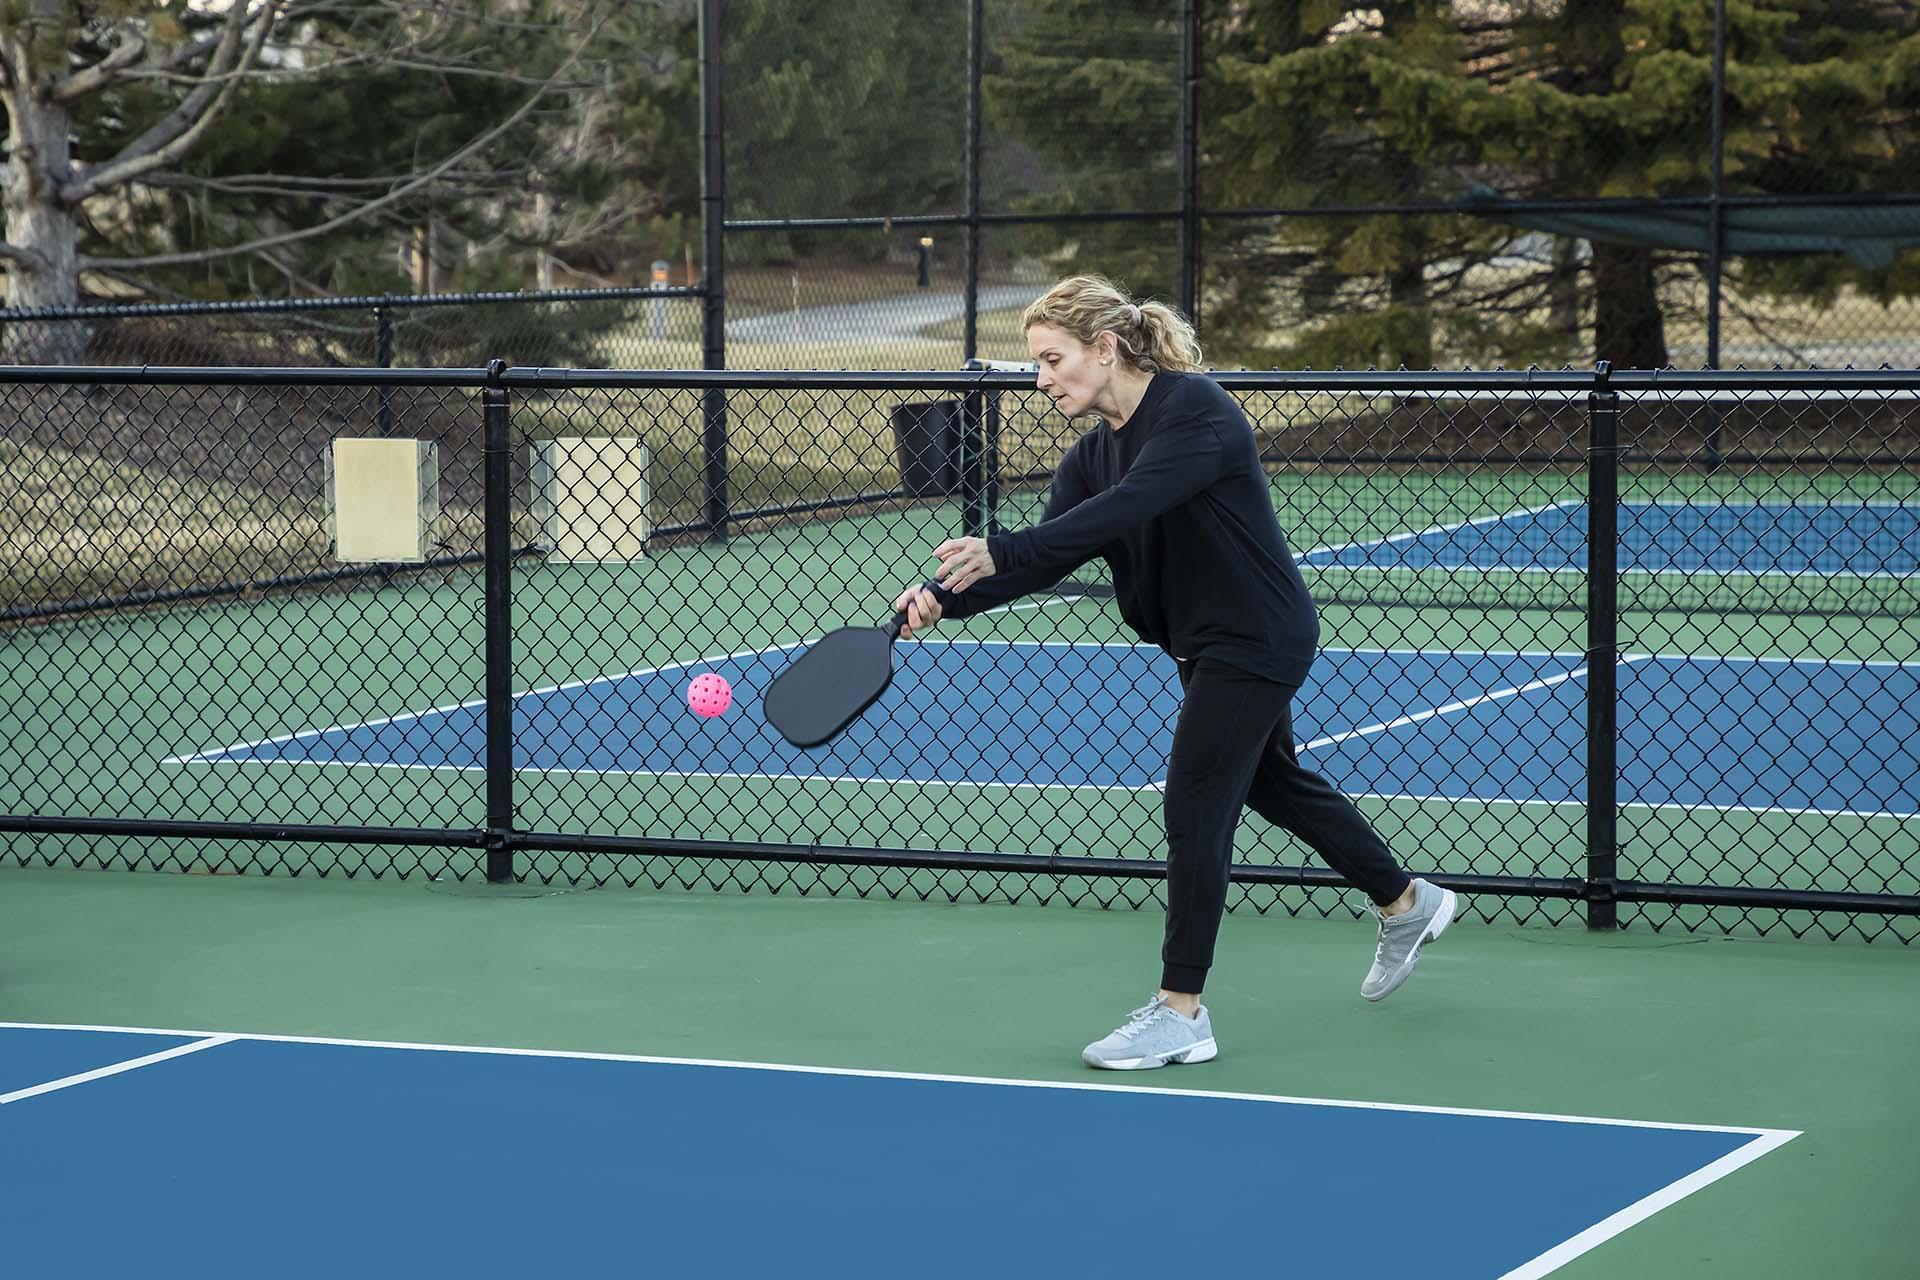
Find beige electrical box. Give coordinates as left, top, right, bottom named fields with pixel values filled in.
left=326, top=438, right=440, bottom=562
left=532, top=436, right=651, bottom=562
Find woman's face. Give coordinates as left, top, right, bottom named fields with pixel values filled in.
left=1027, top=322, right=1110, bottom=418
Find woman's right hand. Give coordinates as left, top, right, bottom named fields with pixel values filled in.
left=893, top=585, right=943, bottom=640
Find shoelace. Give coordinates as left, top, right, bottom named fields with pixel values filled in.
left=1373, top=909, right=1416, bottom=962
left=1113, top=998, right=1172, bottom=1041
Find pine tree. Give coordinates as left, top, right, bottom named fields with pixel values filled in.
left=1207, top=0, right=1920, bottom=368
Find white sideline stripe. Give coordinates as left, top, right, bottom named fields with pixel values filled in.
left=1301, top=500, right=1581, bottom=558
left=1501, top=1129, right=1801, bottom=1280
left=0, top=1034, right=235, bottom=1106
left=1296, top=660, right=1642, bottom=752
left=1301, top=496, right=1920, bottom=571
left=163, top=638, right=809, bottom=764
left=0, top=1021, right=1798, bottom=1137
left=1321, top=789, right=1919, bottom=823
left=1313, top=562, right=1915, bottom=582
left=1389, top=386, right=1917, bottom=403
left=146, top=755, right=1920, bottom=819
left=1144, top=657, right=1643, bottom=793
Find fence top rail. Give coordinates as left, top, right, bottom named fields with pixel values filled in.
left=0, top=365, right=496, bottom=387
left=0, top=364, right=1914, bottom=394
left=0, top=285, right=702, bottom=324
left=494, top=367, right=1920, bottom=394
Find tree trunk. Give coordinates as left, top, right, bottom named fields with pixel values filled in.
left=1388, top=258, right=1433, bottom=370
left=3, top=91, right=89, bottom=363
left=535, top=191, right=556, bottom=289
left=1590, top=242, right=1668, bottom=369
left=1549, top=236, right=1581, bottom=341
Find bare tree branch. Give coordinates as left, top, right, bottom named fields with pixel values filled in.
left=52, top=28, right=147, bottom=103
left=156, top=30, right=237, bottom=75
left=85, top=42, right=585, bottom=272
left=0, top=240, right=51, bottom=270
left=149, top=161, right=544, bottom=200
left=60, top=5, right=281, bottom=206
left=150, top=171, right=470, bottom=195
left=123, top=53, right=589, bottom=92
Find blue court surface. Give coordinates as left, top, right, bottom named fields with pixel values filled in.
left=1, top=1023, right=1796, bottom=1279
left=176, top=642, right=1920, bottom=818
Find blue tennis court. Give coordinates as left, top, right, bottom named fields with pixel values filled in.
left=1300, top=499, right=1920, bottom=576
left=176, top=642, right=1920, bottom=818
left=0, top=1023, right=1795, bottom=1279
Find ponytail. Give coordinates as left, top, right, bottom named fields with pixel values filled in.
left=1021, top=274, right=1203, bottom=373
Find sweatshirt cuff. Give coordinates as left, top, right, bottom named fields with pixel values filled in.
left=986, top=531, right=1024, bottom=573
left=924, top=580, right=961, bottom=615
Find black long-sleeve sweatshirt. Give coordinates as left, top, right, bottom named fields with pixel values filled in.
left=927, top=370, right=1321, bottom=687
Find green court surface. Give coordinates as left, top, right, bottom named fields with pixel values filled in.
left=1, top=864, right=1914, bottom=1279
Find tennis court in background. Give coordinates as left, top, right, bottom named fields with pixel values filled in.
left=168, top=497, right=1920, bottom=820
left=171, top=641, right=1919, bottom=819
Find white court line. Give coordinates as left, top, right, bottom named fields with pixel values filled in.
left=0, top=1021, right=1795, bottom=1135
left=1321, top=788, right=1920, bottom=823
left=0, top=1034, right=235, bottom=1106
left=164, top=638, right=810, bottom=764
left=1298, top=660, right=1634, bottom=752
left=1388, top=386, right=1918, bottom=403
left=1313, top=562, right=1915, bottom=582
left=1143, top=657, right=1642, bottom=793
left=148, top=755, right=1920, bottom=820
left=1619, top=499, right=1920, bottom=510
left=160, top=755, right=1164, bottom=793
left=1300, top=500, right=1582, bottom=559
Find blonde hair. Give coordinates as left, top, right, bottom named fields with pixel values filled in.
left=1021, top=274, right=1203, bottom=374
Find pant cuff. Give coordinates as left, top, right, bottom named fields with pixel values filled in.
left=1160, top=962, right=1208, bottom=995
left=1371, top=871, right=1415, bottom=908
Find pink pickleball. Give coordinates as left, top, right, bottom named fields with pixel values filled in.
left=686, top=672, right=733, bottom=718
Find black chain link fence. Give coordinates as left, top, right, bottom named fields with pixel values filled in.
left=2, top=363, right=1915, bottom=942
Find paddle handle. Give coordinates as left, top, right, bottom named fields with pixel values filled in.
left=884, top=610, right=908, bottom=640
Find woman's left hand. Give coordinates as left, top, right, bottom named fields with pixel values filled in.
left=934, top=536, right=997, bottom=593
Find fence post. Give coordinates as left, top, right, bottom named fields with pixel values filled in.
left=699, top=0, right=729, bottom=541
left=1178, top=0, right=1201, bottom=324
left=961, top=391, right=985, bottom=536
left=482, top=359, right=516, bottom=883
left=1702, top=0, right=1728, bottom=469
left=963, top=0, right=983, bottom=362
left=374, top=304, right=395, bottom=436
left=1585, top=361, right=1621, bottom=929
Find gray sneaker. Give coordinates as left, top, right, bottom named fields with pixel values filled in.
left=1081, top=996, right=1218, bottom=1070
left=1361, top=878, right=1460, bottom=1002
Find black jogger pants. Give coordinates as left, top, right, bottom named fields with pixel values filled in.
left=1160, top=658, right=1412, bottom=994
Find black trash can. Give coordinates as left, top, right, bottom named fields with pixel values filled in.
left=890, top=399, right=963, bottom=498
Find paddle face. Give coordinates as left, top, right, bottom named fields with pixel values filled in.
left=763, top=615, right=905, bottom=748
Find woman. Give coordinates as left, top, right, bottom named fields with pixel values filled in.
left=894, top=275, right=1461, bottom=1070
